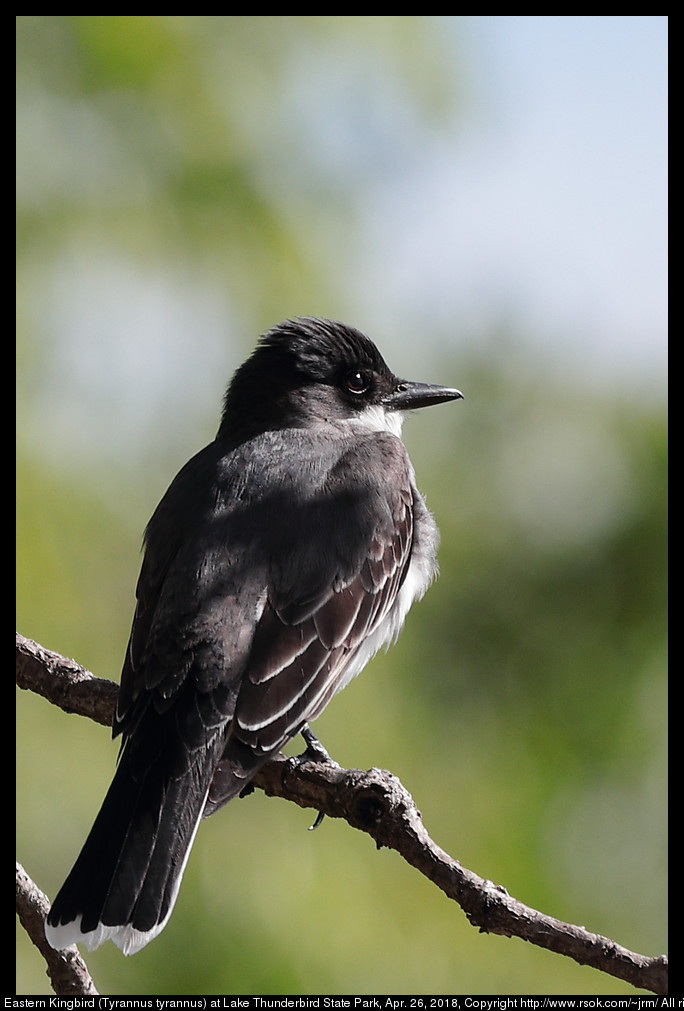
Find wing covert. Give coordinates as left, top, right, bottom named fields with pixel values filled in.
left=224, top=441, right=416, bottom=783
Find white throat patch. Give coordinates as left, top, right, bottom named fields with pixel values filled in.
left=343, top=404, right=404, bottom=438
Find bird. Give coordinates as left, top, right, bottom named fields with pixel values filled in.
left=45, top=316, right=462, bottom=956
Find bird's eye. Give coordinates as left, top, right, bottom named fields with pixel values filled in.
left=344, top=370, right=371, bottom=395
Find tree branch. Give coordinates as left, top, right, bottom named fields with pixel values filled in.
left=16, top=632, right=668, bottom=996
left=16, top=632, right=118, bottom=728
left=16, top=861, right=98, bottom=996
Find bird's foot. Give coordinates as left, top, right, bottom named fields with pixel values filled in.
left=294, top=724, right=339, bottom=830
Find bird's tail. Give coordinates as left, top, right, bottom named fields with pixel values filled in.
left=45, top=742, right=215, bottom=956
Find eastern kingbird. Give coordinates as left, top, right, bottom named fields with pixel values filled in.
left=45, top=317, right=462, bottom=956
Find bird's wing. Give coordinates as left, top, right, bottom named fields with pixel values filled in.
left=114, top=440, right=254, bottom=746
left=206, top=433, right=417, bottom=813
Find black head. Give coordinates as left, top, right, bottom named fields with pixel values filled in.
left=218, top=317, right=461, bottom=441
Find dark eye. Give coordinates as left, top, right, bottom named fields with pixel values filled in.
left=344, top=369, right=371, bottom=395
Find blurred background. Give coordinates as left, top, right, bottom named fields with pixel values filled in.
left=16, top=16, right=667, bottom=996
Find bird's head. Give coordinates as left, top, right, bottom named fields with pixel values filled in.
left=219, top=317, right=462, bottom=441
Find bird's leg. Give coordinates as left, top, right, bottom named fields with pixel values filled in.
left=299, top=724, right=336, bottom=764
left=295, top=724, right=339, bottom=830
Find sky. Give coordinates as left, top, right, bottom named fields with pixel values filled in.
left=353, top=16, right=667, bottom=390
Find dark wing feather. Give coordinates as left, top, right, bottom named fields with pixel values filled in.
left=205, top=437, right=416, bottom=814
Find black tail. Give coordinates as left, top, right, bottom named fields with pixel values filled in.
left=46, top=734, right=217, bottom=955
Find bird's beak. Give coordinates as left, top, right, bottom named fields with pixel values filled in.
left=383, top=381, right=463, bottom=412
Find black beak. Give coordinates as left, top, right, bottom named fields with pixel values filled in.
left=383, top=380, right=463, bottom=412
